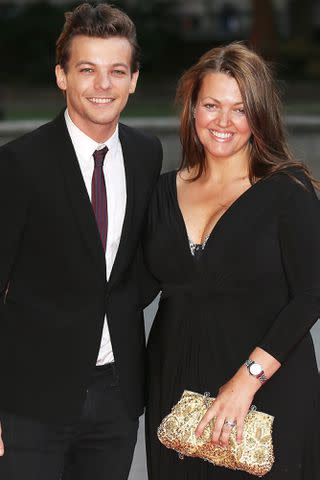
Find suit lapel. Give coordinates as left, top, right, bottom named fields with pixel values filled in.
left=107, top=123, right=136, bottom=289
left=48, top=114, right=137, bottom=287
left=49, top=111, right=106, bottom=279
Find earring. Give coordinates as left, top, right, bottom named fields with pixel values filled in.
left=192, top=108, right=196, bottom=118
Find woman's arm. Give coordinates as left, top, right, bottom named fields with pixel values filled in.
left=196, top=171, right=320, bottom=446
left=259, top=173, right=320, bottom=361
left=138, top=243, right=161, bottom=309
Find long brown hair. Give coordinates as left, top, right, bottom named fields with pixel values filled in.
left=176, top=42, right=315, bottom=185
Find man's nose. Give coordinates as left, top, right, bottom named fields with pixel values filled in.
left=95, top=72, right=112, bottom=90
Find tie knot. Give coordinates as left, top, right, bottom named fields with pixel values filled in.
left=93, top=146, right=108, bottom=168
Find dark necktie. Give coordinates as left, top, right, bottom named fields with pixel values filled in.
left=92, top=146, right=108, bottom=252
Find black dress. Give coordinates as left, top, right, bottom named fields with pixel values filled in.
left=144, top=169, right=320, bottom=480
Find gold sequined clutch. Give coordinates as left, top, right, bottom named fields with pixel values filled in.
left=158, top=390, right=275, bottom=477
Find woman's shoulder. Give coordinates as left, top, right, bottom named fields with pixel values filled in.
left=160, top=169, right=177, bottom=181
left=265, top=167, right=318, bottom=210
left=266, top=166, right=315, bottom=193
left=148, top=170, right=177, bottom=206
left=154, top=169, right=177, bottom=191
left=147, top=170, right=177, bottom=221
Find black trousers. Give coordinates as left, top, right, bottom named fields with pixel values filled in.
left=0, top=363, right=138, bottom=480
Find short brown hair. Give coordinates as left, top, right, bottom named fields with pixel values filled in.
left=56, top=2, right=140, bottom=73
left=176, top=42, right=311, bottom=183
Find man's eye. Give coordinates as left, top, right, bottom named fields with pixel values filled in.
left=113, top=70, right=126, bottom=76
left=80, top=68, right=94, bottom=73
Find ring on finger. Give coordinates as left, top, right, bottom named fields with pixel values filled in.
left=223, top=419, right=236, bottom=428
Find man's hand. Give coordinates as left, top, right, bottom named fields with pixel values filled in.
left=0, top=422, right=4, bottom=456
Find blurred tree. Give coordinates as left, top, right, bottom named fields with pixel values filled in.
left=128, top=0, right=181, bottom=74
left=289, top=0, right=313, bottom=42
left=0, top=2, right=63, bottom=85
left=283, top=0, right=319, bottom=79
left=249, top=0, right=278, bottom=60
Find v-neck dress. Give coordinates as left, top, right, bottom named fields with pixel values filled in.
left=144, top=169, right=320, bottom=480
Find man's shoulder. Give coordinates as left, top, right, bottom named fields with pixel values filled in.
left=0, top=113, right=65, bottom=156
left=119, top=122, right=161, bottom=150
left=119, top=122, right=163, bottom=175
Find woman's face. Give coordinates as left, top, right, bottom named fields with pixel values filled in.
left=194, top=72, right=252, bottom=163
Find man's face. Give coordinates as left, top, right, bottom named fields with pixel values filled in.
left=55, top=35, right=139, bottom=142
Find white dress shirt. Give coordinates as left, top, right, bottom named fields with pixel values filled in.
left=65, top=110, right=127, bottom=365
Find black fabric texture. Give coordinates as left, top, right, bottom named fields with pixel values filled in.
left=144, top=169, right=320, bottom=479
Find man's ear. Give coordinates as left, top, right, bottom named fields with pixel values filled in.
left=129, top=70, right=139, bottom=94
left=55, top=64, right=67, bottom=92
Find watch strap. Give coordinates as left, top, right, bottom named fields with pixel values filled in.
left=257, top=371, right=268, bottom=384
left=244, top=359, right=254, bottom=368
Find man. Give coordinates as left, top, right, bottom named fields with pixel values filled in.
left=0, top=3, right=162, bottom=480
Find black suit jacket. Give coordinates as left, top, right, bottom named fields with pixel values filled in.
left=0, top=111, right=162, bottom=423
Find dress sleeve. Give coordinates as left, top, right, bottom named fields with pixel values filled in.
left=259, top=172, right=320, bottom=363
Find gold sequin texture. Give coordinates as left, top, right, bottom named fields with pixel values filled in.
left=158, top=390, right=275, bottom=477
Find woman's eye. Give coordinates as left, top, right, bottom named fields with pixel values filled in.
left=235, top=108, right=246, bottom=115
left=204, top=104, right=217, bottom=111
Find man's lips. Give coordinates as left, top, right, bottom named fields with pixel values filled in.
left=87, top=97, right=115, bottom=104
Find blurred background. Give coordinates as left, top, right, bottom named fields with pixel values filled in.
left=1, top=0, right=320, bottom=172
left=0, top=0, right=320, bottom=117
left=0, top=1, right=319, bottom=478
left=1, top=0, right=320, bottom=173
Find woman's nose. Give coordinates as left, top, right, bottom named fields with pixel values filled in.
left=216, top=109, right=230, bottom=127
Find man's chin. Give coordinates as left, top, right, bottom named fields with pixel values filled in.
left=87, top=114, right=120, bottom=127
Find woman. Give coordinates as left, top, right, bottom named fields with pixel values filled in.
left=144, top=43, right=320, bottom=479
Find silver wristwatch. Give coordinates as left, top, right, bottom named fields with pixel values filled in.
left=244, top=359, right=268, bottom=384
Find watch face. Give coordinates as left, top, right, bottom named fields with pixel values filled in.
left=249, top=363, right=262, bottom=376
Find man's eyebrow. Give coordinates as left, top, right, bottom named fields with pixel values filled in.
left=111, top=63, right=129, bottom=69
left=75, top=61, right=95, bottom=67
left=75, top=61, right=129, bottom=69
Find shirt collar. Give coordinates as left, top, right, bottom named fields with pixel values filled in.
left=64, top=109, right=119, bottom=160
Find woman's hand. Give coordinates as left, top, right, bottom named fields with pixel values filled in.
left=195, top=370, right=258, bottom=446
left=195, top=348, right=281, bottom=447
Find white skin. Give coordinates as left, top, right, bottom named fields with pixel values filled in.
left=0, top=34, right=139, bottom=457
left=55, top=35, right=139, bottom=142
left=176, top=72, right=281, bottom=447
